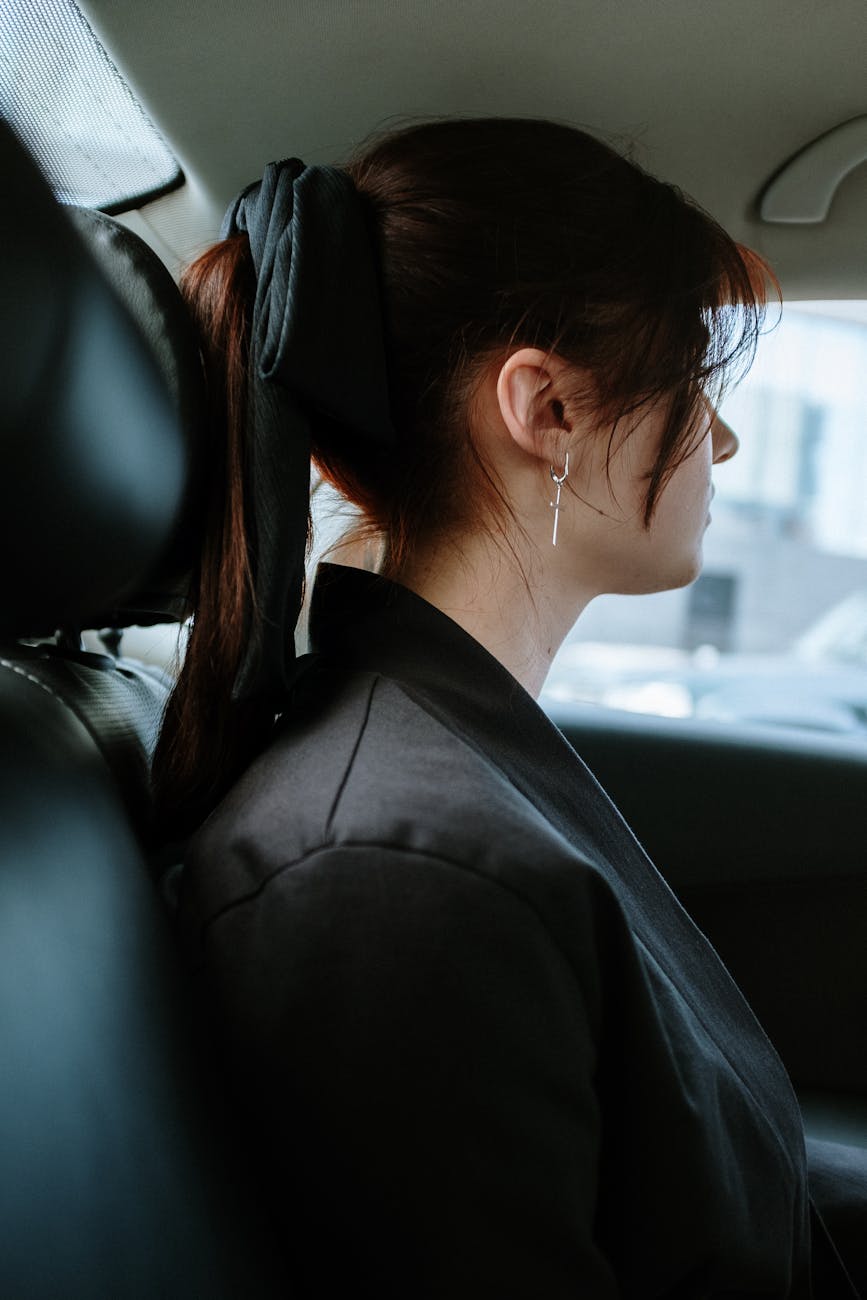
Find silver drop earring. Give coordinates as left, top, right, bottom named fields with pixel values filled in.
left=549, top=453, right=569, bottom=547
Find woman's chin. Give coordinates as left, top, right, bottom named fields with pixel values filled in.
left=640, top=554, right=704, bottom=596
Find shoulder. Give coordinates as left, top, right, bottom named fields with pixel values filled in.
left=180, top=666, right=624, bottom=982
left=189, top=667, right=557, bottom=865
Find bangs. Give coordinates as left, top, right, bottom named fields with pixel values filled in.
left=702, top=243, right=779, bottom=399
left=587, top=203, right=779, bottom=524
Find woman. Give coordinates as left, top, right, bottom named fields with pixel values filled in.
left=157, top=119, right=863, bottom=1296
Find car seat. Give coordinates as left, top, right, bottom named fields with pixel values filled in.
left=0, top=120, right=281, bottom=1298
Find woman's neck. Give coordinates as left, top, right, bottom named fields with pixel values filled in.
left=393, top=533, right=591, bottom=699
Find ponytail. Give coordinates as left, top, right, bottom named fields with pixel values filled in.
left=153, top=234, right=270, bottom=837
left=154, top=159, right=395, bottom=838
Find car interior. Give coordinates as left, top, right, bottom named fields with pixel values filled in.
left=2, top=0, right=866, bottom=1293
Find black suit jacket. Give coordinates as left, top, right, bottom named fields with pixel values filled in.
left=179, top=563, right=855, bottom=1297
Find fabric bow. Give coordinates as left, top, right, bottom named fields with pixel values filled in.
left=220, top=159, right=395, bottom=709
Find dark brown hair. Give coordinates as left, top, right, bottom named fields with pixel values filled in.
left=154, top=117, right=774, bottom=834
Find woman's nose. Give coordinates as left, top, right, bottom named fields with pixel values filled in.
left=711, top=414, right=739, bottom=464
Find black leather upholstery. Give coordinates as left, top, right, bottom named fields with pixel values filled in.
left=0, top=122, right=281, bottom=1295
left=0, top=640, right=169, bottom=843
left=66, top=206, right=208, bottom=628
left=0, top=123, right=199, bottom=637
left=0, top=669, right=280, bottom=1297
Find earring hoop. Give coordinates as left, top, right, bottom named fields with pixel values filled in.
left=549, top=453, right=569, bottom=547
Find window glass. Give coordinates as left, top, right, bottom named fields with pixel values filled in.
left=543, top=303, right=867, bottom=738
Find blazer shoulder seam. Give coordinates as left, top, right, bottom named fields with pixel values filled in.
left=199, top=837, right=592, bottom=1002
left=323, top=672, right=380, bottom=839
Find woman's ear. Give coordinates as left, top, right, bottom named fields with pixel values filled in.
left=495, top=348, right=574, bottom=464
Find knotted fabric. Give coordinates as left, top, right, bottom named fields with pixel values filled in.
left=221, top=159, right=395, bottom=710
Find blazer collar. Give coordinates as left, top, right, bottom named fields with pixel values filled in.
left=310, top=561, right=566, bottom=779
left=310, top=563, right=657, bottom=887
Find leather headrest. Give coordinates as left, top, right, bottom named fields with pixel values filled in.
left=0, top=121, right=206, bottom=635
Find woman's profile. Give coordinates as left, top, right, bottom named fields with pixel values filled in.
left=155, top=118, right=865, bottom=1296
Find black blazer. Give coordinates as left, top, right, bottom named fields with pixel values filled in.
left=180, top=563, right=855, bottom=1297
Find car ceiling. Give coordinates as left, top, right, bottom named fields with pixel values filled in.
left=79, top=0, right=867, bottom=298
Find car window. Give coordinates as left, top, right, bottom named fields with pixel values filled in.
left=542, top=302, right=867, bottom=737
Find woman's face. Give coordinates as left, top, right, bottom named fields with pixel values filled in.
left=485, top=349, right=739, bottom=604
left=562, top=399, right=739, bottom=599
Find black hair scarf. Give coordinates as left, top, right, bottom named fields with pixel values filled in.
left=221, top=159, right=395, bottom=710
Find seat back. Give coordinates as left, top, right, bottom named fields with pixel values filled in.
left=0, top=121, right=281, bottom=1297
